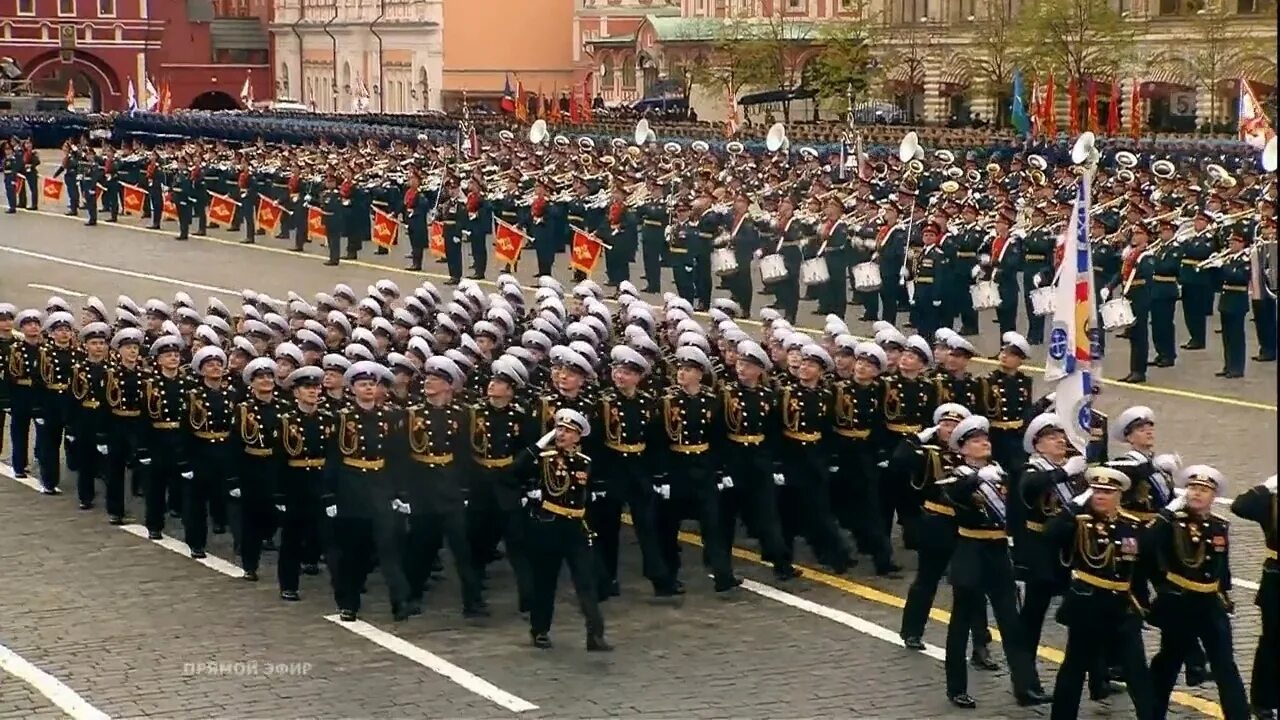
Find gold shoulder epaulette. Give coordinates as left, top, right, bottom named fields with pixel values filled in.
left=1118, top=510, right=1141, bottom=523
left=1211, top=512, right=1230, bottom=524
left=539, top=449, right=557, bottom=457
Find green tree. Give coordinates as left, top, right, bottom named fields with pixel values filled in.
left=685, top=13, right=758, bottom=108
left=1014, top=0, right=1134, bottom=82
left=734, top=12, right=817, bottom=122
left=804, top=13, right=880, bottom=114
left=1179, top=0, right=1275, bottom=130
left=967, top=0, right=1025, bottom=128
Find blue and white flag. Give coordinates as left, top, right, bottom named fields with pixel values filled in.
left=1043, top=173, right=1101, bottom=452
left=145, top=76, right=160, bottom=111
left=126, top=78, right=138, bottom=114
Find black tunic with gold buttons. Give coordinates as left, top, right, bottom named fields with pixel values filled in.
left=70, top=356, right=110, bottom=447
left=881, top=372, right=937, bottom=441
left=598, top=387, right=660, bottom=467
left=830, top=376, right=885, bottom=452
left=469, top=399, right=533, bottom=509
left=659, top=386, right=719, bottom=476
left=325, top=403, right=407, bottom=519
left=1045, top=503, right=1149, bottom=626
left=187, top=381, right=237, bottom=469
left=276, top=403, right=337, bottom=508
left=519, top=446, right=597, bottom=524
left=39, top=340, right=76, bottom=423
left=405, top=400, right=469, bottom=512
left=144, top=370, right=190, bottom=459
left=1146, top=508, right=1234, bottom=624
left=230, top=394, right=284, bottom=500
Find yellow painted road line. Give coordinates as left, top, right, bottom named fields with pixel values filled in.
left=13, top=207, right=1277, bottom=413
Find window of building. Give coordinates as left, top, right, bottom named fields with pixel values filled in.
left=17, top=0, right=36, bottom=15
left=602, top=56, right=614, bottom=89
left=58, top=0, right=76, bottom=16
left=98, top=0, right=115, bottom=15
left=788, top=0, right=805, bottom=9
left=621, top=56, right=635, bottom=90
left=1236, top=0, right=1260, bottom=12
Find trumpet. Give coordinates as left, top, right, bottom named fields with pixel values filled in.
left=1197, top=247, right=1249, bottom=269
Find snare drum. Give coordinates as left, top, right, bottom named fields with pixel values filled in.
left=1029, top=286, right=1056, bottom=317
left=711, top=247, right=739, bottom=277
left=1100, top=298, right=1136, bottom=332
left=969, top=280, right=1000, bottom=311
left=800, top=258, right=830, bottom=286
left=852, top=261, right=882, bottom=292
left=758, top=254, right=789, bottom=284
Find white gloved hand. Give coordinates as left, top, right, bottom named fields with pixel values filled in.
left=1063, top=455, right=1088, bottom=477
left=138, top=457, right=152, bottom=466
left=325, top=505, right=338, bottom=518
left=526, top=489, right=543, bottom=501
left=932, top=300, right=942, bottom=307
left=654, top=484, right=671, bottom=499
left=772, top=473, right=786, bottom=486
left=877, top=460, right=889, bottom=468
left=64, top=433, right=72, bottom=442
left=970, top=264, right=981, bottom=280
left=718, top=476, right=734, bottom=491
left=274, top=504, right=286, bottom=513
left=1165, top=494, right=1188, bottom=512
left=228, top=487, right=241, bottom=499
left=827, top=466, right=839, bottom=474
left=1100, top=287, right=1111, bottom=302
left=978, top=466, right=1003, bottom=483
left=1265, top=475, right=1277, bottom=492
left=395, top=500, right=411, bottom=515
left=180, top=471, right=194, bottom=480
left=1044, top=391, right=1057, bottom=407
left=917, top=426, right=938, bottom=443
left=33, top=417, right=44, bottom=426
left=979, top=253, right=991, bottom=265
left=96, top=444, right=109, bottom=455
left=535, top=430, right=557, bottom=449
left=1072, top=488, right=1094, bottom=506
left=591, top=491, right=606, bottom=501
left=1033, top=274, right=1043, bottom=288
left=899, top=265, right=909, bottom=281
left=1152, top=453, right=1181, bottom=475
left=753, top=249, right=763, bottom=259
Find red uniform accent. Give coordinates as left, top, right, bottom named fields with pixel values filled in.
left=608, top=201, right=623, bottom=226
left=146, top=160, right=157, bottom=180
left=992, top=234, right=1008, bottom=261
left=466, top=191, right=480, bottom=214
left=104, top=158, right=113, bottom=174
left=238, top=170, right=250, bottom=189
left=404, top=187, right=417, bottom=209
left=340, top=179, right=353, bottom=199
left=287, top=175, right=300, bottom=194
left=531, top=196, right=546, bottom=218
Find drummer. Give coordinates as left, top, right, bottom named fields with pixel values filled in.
left=721, top=191, right=759, bottom=316
left=1113, top=223, right=1155, bottom=385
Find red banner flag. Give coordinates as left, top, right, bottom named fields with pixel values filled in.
left=1129, top=78, right=1143, bottom=140
left=536, top=85, right=546, bottom=120
left=581, top=77, right=593, bottom=123
left=569, top=88, right=580, bottom=124
left=307, top=206, right=327, bottom=243
left=1107, top=80, right=1121, bottom=136
left=493, top=218, right=527, bottom=268
left=162, top=193, right=178, bottom=221
left=428, top=220, right=447, bottom=259
left=515, top=79, right=528, bottom=123
left=569, top=226, right=606, bottom=275
left=206, top=192, right=239, bottom=226
left=256, top=196, right=284, bottom=235
left=1086, top=78, right=1099, bottom=133
left=371, top=206, right=400, bottom=249
left=1045, top=74, right=1057, bottom=137
left=548, top=85, right=561, bottom=123
left=41, top=176, right=65, bottom=203
left=1067, top=78, right=1079, bottom=136
left=120, top=183, right=146, bottom=215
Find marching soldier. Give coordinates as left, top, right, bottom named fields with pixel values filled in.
left=36, top=311, right=77, bottom=495
left=229, top=357, right=283, bottom=581
left=1113, top=225, right=1156, bottom=384
left=7, top=309, right=43, bottom=479
left=0, top=304, right=13, bottom=456
left=274, top=366, right=335, bottom=601
left=104, top=328, right=148, bottom=523
left=70, top=321, right=112, bottom=511
left=321, top=174, right=344, bottom=267
left=980, top=332, right=1034, bottom=472
left=880, top=334, right=937, bottom=546
left=326, top=361, right=412, bottom=623
left=519, top=408, right=611, bottom=651
left=185, top=345, right=237, bottom=558
left=142, top=336, right=189, bottom=538
left=172, top=156, right=193, bottom=241
left=1044, top=466, right=1155, bottom=720
left=402, top=170, right=430, bottom=272
left=1150, top=222, right=1182, bottom=367
left=1215, top=229, right=1251, bottom=379
left=1230, top=474, right=1278, bottom=720
left=1147, top=465, right=1250, bottom=720
left=938, top=415, right=1048, bottom=709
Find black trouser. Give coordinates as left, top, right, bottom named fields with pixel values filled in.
left=778, top=443, right=850, bottom=569
left=407, top=230, right=426, bottom=268
left=176, top=202, right=191, bottom=239
left=1050, top=598, right=1154, bottom=720
left=879, top=276, right=900, bottom=325
left=1251, top=573, right=1278, bottom=712
left=1151, top=294, right=1178, bottom=361
left=277, top=497, right=325, bottom=593
left=148, top=188, right=163, bottom=227
left=34, top=406, right=67, bottom=492
left=143, top=431, right=182, bottom=533
left=945, top=538, right=1039, bottom=698
left=900, top=513, right=990, bottom=644
left=640, top=233, right=663, bottom=290
left=528, top=514, right=604, bottom=637
left=404, top=509, right=482, bottom=609
left=1151, top=596, right=1250, bottom=720
left=73, top=431, right=105, bottom=506
left=672, top=257, right=696, bottom=305
left=1128, top=298, right=1151, bottom=376
left=1253, top=295, right=1278, bottom=359
left=1181, top=282, right=1211, bottom=346
left=469, top=233, right=487, bottom=277
left=1019, top=578, right=1059, bottom=658
left=1220, top=309, right=1247, bottom=375
left=466, top=471, right=532, bottom=609
left=0, top=406, right=6, bottom=458
left=822, top=259, right=849, bottom=318
left=331, top=512, right=410, bottom=613
left=233, top=498, right=275, bottom=573
left=774, top=276, right=800, bottom=323
left=592, top=459, right=667, bottom=588
left=832, top=441, right=893, bottom=569
left=535, top=240, right=557, bottom=277
left=721, top=446, right=790, bottom=570
left=3, top=174, right=16, bottom=211
left=23, top=171, right=37, bottom=208
left=183, top=444, right=230, bottom=552
left=292, top=207, right=308, bottom=249
left=654, top=457, right=734, bottom=585
left=194, top=199, right=208, bottom=234
left=724, top=268, right=753, bottom=317
left=105, top=420, right=144, bottom=518
left=326, top=229, right=342, bottom=263
left=446, top=236, right=464, bottom=280
left=103, top=181, right=119, bottom=220
left=66, top=178, right=80, bottom=213
left=989, top=428, right=1026, bottom=480
left=8, top=391, right=34, bottom=474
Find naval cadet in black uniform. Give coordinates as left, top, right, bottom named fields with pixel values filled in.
left=1147, top=465, right=1250, bottom=720
left=36, top=311, right=77, bottom=495
left=0, top=305, right=15, bottom=461
left=1230, top=473, right=1278, bottom=720
left=70, top=321, right=111, bottom=510
left=519, top=408, right=611, bottom=652
left=939, top=414, right=1048, bottom=709
left=980, top=331, right=1033, bottom=472
left=880, top=335, right=938, bottom=546
left=185, top=345, right=237, bottom=558
left=103, top=328, right=147, bottom=524
left=229, top=357, right=284, bottom=581
left=274, top=366, right=336, bottom=602
left=1044, top=466, right=1155, bottom=720
left=7, top=309, right=44, bottom=479
left=326, top=360, right=412, bottom=622
left=142, top=336, right=189, bottom=538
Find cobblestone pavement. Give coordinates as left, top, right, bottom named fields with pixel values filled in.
left=1, top=207, right=1274, bottom=719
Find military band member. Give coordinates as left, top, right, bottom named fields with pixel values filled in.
left=143, top=336, right=189, bottom=537
left=229, top=357, right=283, bottom=581
left=274, top=366, right=336, bottom=601
left=7, top=309, right=44, bottom=479
left=467, top=355, right=535, bottom=612
left=36, top=311, right=77, bottom=495
left=912, top=221, right=947, bottom=339
left=1215, top=230, right=1251, bottom=379
left=100, top=147, right=120, bottom=223
left=767, top=197, right=805, bottom=323
left=1014, top=413, right=1088, bottom=695
left=3, top=144, right=21, bottom=214
left=145, top=151, right=164, bottom=228
left=938, top=415, right=1048, bottom=709
left=185, top=346, right=237, bottom=558
left=980, top=332, right=1034, bottom=472
left=20, top=139, right=39, bottom=210
left=520, top=408, right=611, bottom=651
left=70, top=322, right=112, bottom=510
left=1179, top=210, right=1216, bottom=350
left=817, top=197, right=851, bottom=317
left=326, top=361, right=412, bottom=622
left=1147, top=465, right=1251, bottom=720
left=988, top=209, right=1021, bottom=336
left=1230, top=474, right=1278, bottom=720
left=1044, top=466, right=1155, bottom=720
left=321, top=174, right=344, bottom=267
left=403, top=356, right=487, bottom=617
left=1150, top=222, right=1182, bottom=367
left=172, top=156, right=193, bottom=241
left=403, top=170, right=430, bottom=271
left=1113, top=225, right=1155, bottom=384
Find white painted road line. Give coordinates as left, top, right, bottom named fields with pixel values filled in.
left=27, top=283, right=86, bottom=297
left=0, top=245, right=238, bottom=295
left=323, top=615, right=539, bottom=713
left=0, top=462, right=539, bottom=714
left=740, top=578, right=946, bottom=661
left=0, top=642, right=111, bottom=720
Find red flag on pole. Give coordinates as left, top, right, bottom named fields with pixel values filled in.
left=429, top=220, right=447, bottom=259
left=493, top=218, right=528, bottom=268
left=121, top=183, right=146, bottom=215
left=515, top=78, right=528, bottom=123
left=1067, top=78, right=1079, bottom=136
left=1044, top=74, right=1057, bottom=137
left=1086, top=78, right=1099, bottom=133
left=569, top=226, right=607, bottom=275
left=1129, top=78, right=1143, bottom=140
left=371, top=206, right=400, bottom=248
left=569, top=89, right=580, bottom=124
left=206, top=192, right=240, bottom=226
left=1106, top=80, right=1121, bottom=135
left=256, top=196, right=284, bottom=235
left=41, top=177, right=65, bottom=203
left=307, top=206, right=327, bottom=243
left=65, top=79, right=74, bottom=109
